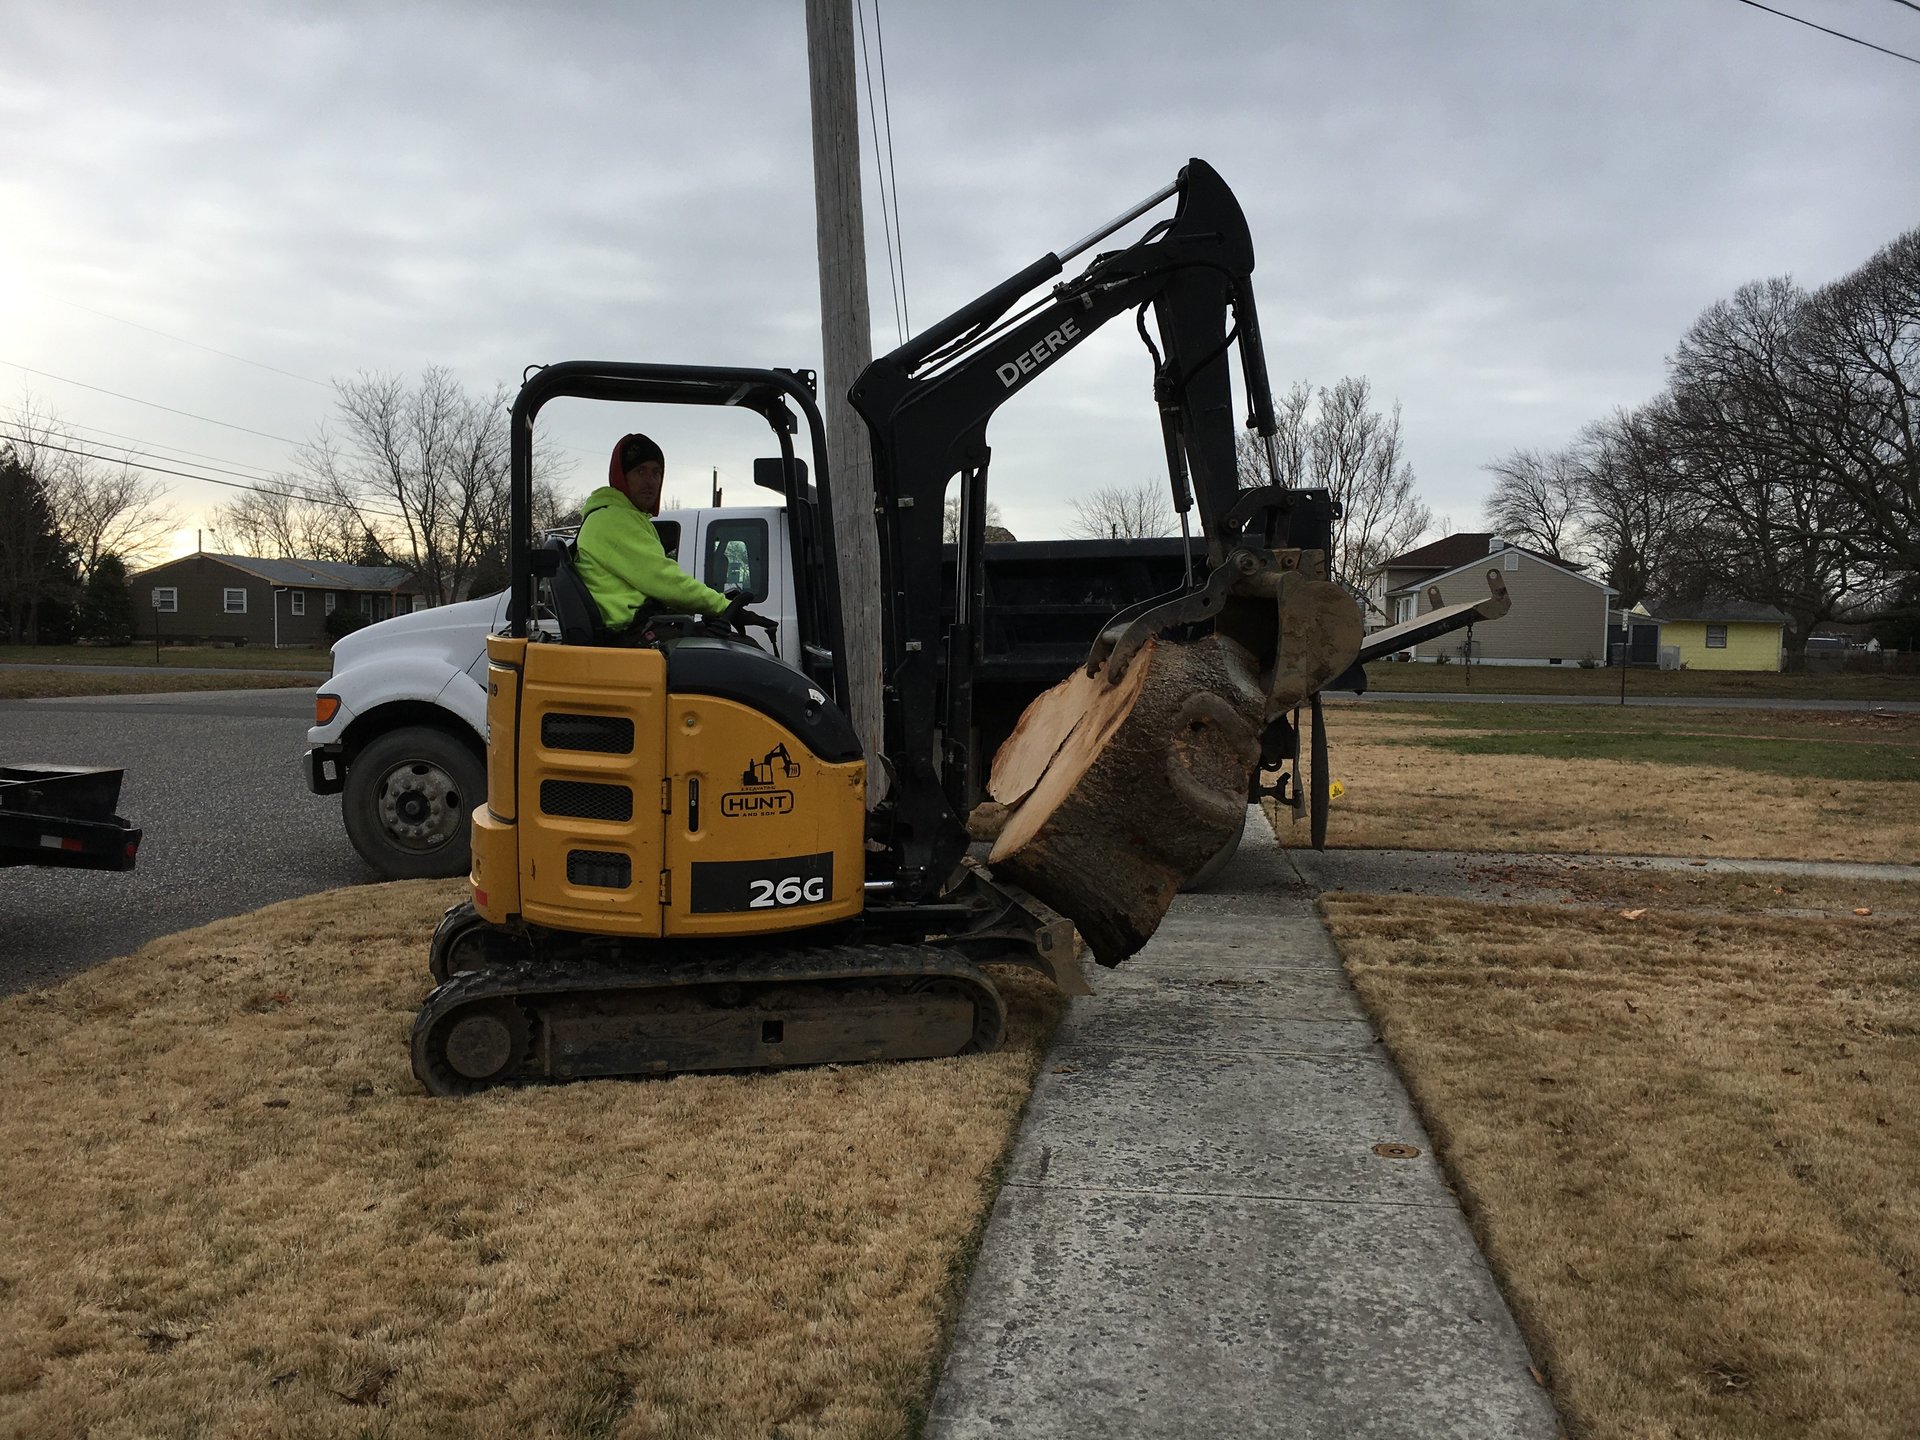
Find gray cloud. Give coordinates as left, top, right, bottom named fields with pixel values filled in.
left=3, top=0, right=1916, bottom=548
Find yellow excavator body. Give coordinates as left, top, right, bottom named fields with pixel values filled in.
left=472, top=633, right=865, bottom=940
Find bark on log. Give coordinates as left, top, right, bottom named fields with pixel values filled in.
left=984, top=634, right=1266, bottom=965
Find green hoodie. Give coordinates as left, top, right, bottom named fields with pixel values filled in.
left=574, top=487, right=729, bottom=630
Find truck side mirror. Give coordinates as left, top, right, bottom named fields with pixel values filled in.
left=753, top=457, right=813, bottom=504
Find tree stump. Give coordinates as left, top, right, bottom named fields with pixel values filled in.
left=983, top=633, right=1267, bottom=965
left=977, top=569, right=1362, bottom=966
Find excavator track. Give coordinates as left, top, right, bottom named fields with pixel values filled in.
left=411, top=939, right=1007, bottom=1096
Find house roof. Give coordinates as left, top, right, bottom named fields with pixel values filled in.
left=136, top=553, right=419, bottom=591
left=1386, top=545, right=1617, bottom=597
left=1645, top=598, right=1787, bottom=625
left=1378, top=532, right=1582, bottom=574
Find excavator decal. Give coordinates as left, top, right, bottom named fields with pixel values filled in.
left=724, top=743, right=800, bottom=818
left=740, top=743, right=802, bottom=788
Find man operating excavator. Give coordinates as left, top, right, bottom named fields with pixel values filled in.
left=574, top=432, right=776, bottom=641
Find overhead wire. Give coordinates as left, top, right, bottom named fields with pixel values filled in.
left=872, top=0, right=910, bottom=337
left=855, top=0, right=907, bottom=346
left=1728, top=0, right=1920, bottom=65
left=0, top=359, right=307, bottom=444
left=39, top=295, right=333, bottom=389
left=0, top=432, right=408, bottom=521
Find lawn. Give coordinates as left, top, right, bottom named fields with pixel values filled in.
left=0, top=670, right=314, bottom=701
left=0, top=882, right=1063, bottom=1440
left=1290, top=701, right=1920, bottom=862
left=1322, top=891, right=1920, bottom=1440
left=0, top=645, right=330, bottom=672
left=1362, top=660, right=1920, bottom=701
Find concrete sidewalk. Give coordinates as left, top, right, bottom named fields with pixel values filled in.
left=927, top=816, right=1561, bottom=1439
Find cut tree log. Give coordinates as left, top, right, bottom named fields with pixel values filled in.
left=985, top=633, right=1267, bottom=965
left=979, top=569, right=1363, bottom=967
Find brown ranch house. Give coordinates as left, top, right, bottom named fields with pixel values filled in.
left=129, top=553, right=426, bottom=647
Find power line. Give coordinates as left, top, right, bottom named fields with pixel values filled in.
left=855, top=1, right=903, bottom=344
left=1884, top=0, right=1920, bottom=16
left=873, top=0, right=910, bottom=336
left=41, top=295, right=333, bottom=389
left=0, top=431, right=409, bottom=523
left=43, top=419, right=292, bottom=483
left=856, top=0, right=909, bottom=346
left=1729, top=0, right=1920, bottom=65
left=0, top=359, right=308, bottom=444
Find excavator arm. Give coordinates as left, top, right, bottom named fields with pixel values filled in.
left=850, top=159, right=1337, bottom=903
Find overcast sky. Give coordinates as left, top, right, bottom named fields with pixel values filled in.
left=3, top=0, right=1917, bottom=559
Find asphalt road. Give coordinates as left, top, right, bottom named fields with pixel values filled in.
left=2, top=687, right=373, bottom=996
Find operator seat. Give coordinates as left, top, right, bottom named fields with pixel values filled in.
left=541, top=535, right=605, bottom=646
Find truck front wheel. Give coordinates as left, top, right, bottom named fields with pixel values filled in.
left=342, top=727, right=485, bottom=880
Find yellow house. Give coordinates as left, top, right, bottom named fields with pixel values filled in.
left=1652, top=600, right=1786, bottom=672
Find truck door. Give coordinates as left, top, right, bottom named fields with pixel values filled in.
left=697, top=513, right=790, bottom=666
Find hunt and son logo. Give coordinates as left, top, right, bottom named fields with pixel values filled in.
left=721, top=744, right=799, bottom=818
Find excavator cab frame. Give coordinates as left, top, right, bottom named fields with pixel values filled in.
left=505, top=363, right=847, bottom=707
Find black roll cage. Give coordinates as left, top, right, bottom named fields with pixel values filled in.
left=505, top=362, right=848, bottom=707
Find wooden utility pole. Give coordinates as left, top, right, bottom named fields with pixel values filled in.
left=805, top=0, right=885, bottom=803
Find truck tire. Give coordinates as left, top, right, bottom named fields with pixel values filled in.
left=342, top=727, right=485, bottom=880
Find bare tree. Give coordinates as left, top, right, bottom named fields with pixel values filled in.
left=299, top=368, right=512, bottom=604
left=1791, top=228, right=1920, bottom=580
left=1235, top=380, right=1312, bottom=487
left=1240, top=377, right=1431, bottom=592
left=1576, top=407, right=1696, bottom=610
left=1, top=395, right=175, bottom=580
left=942, top=493, right=1006, bottom=543
left=1481, top=447, right=1587, bottom=561
left=1069, top=482, right=1175, bottom=539
left=1663, top=278, right=1865, bottom=654
left=212, top=485, right=372, bottom=562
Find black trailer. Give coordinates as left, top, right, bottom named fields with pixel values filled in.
left=0, top=765, right=142, bottom=871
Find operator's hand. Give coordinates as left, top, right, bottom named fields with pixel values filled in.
left=721, top=596, right=779, bottom=639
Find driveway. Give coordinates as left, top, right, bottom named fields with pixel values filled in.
left=2, top=688, right=372, bottom=996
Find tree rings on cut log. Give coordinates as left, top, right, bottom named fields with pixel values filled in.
left=984, top=634, right=1266, bottom=966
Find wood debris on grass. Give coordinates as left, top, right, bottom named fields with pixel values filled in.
left=1322, top=894, right=1920, bottom=1440
left=0, top=882, right=1064, bottom=1440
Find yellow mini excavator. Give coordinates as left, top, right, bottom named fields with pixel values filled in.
left=410, top=159, right=1505, bottom=1094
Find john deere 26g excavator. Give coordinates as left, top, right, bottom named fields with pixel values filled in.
left=410, top=159, right=1503, bottom=1095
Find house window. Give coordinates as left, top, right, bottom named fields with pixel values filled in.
left=395, top=595, right=412, bottom=616
left=224, top=588, right=248, bottom=614
left=1706, top=625, right=1728, bottom=648
left=1503, top=552, right=1519, bottom=571
left=1394, top=595, right=1417, bottom=625
left=290, top=591, right=306, bottom=617
left=324, top=592, right=337, bottom=614
left=152, top=587, right=177, bottom=613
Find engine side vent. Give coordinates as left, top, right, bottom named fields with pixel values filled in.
left=566, top=849, right=632, bottom=889
left=542, top=713, right=634, bottom=754
left=541, top=780, right=634, bottom=822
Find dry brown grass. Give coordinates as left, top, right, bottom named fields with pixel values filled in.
left=1323, top=894, right=1920, bottom=1440
left=1299, top=703, right=1920, bottom=861
left=0, top=883, right=1062, bottom=1440
left=0, top=670, right=310, bottom=700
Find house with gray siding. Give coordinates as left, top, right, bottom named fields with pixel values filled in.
left=129, top=554, right=424, bottom=647
left=1377, top=535, right=1617, bottom=666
